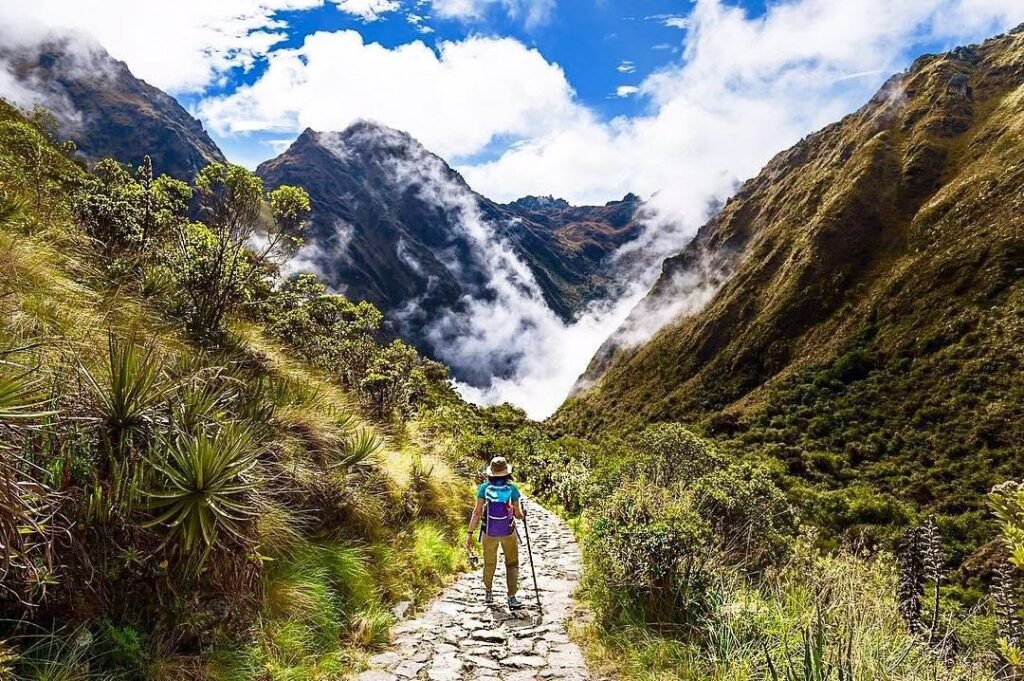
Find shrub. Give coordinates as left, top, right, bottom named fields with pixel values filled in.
left=623, top=423, right=727, bottom=489
left=74, top=157, right=190, bottom=266
left=587, top=482, right=715, bottom=627
left=173, top=163, right=310, bottom=336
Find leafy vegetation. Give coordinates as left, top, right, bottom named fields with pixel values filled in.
left=420, top=383, right=1023, bottom=680
left=0, top=97, right=467, bottom=678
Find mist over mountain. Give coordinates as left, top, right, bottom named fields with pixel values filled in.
left=0, top=31, right=224, bottom=180
left=256, top=122, right=650, bottom=410
left=559, top=27, right=1024, bottom=523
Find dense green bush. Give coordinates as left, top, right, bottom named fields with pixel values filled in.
left=588, top=482, right=715, bottom=627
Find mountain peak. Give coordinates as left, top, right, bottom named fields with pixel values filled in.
left=508, top=195, right=572, bottom=212
left=0, top=34, right=224, bottom=179
left=296, top=120, right=434, bottom=168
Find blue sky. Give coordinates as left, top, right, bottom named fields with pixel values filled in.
left=180, top=0, right=716, bottom=167
left=7, top=0, right=1024, bottom=209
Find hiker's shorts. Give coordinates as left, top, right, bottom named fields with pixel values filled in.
left=481, top=531, right=519, bottom=596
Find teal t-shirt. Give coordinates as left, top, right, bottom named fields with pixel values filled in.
left=477, top=481, right=521, bottom=502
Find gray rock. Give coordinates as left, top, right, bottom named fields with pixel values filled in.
left=501, top=655, right=546, bottom=668
left=465, top=654, right=501, bottom=670
left=357, top=672, right=397, bottom=681
left=471, top=629, right=506, bottom=643
left=369, top=651, right=403, bottom=668
left=393, top=660, right=425, bottom=678
left=427, top=654, right=464, bottom=681
left=392, top=600, right=413, bottom=620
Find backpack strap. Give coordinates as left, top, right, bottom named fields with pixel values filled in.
left=479, top=482, right=488, bottom=540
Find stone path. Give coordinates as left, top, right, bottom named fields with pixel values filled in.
left=358, top=502, right=595, bottom=681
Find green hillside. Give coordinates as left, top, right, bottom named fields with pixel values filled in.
left=558, top=28, right=1024, bottom=552
left=0, top=98, right=468, bottom=678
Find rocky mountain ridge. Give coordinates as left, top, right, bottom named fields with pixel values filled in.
left=0, top=35, right=225, bottom=180
left=257, top=122, right=644, bottom=366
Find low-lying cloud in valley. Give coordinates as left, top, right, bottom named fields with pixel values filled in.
left=4, top=0, right=1024, bottom=418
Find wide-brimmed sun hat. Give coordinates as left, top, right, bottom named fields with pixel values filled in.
left=485, top=456, right=512, bottom=477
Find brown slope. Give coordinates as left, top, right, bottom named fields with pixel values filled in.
left=557, top=29, right=1024, bottom=535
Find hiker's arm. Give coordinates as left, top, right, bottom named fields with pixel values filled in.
left=467, top=498, right=485, bottom=537
left=512, top=499, right=524, bottom=520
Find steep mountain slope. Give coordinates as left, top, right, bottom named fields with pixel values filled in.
left=257, top=123, right=642, bottom=356
left=559, top=28, right=1024, bottom=537
left=0, top=36, right=224, bottom=179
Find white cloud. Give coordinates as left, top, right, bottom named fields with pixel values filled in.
left=0, top=0, right=322, bottom=93
left=615, top=85, right=640, bottom=97
left=462, top=0, right=1024, bottom=217
left=648, top=14, right=692, bottom=30
left=406, top=12, right=435, bottom=33
left=197, top=31, right=584, bottom=159
left=616, top=60, right=636, bottom=73
left=430, top=0, right=555, bottom=27
left=333, top=0, right=400, bottom=20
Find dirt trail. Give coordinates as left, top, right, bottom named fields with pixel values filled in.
left=357, top=502, right=596, bottom=681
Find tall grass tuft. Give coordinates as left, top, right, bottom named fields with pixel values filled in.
left=341, top=429, right=385, bottom=468
left=764, top=611, right=854, bottom=681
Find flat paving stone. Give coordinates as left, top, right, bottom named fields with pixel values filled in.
left=357, top=672, right=397, bottom=681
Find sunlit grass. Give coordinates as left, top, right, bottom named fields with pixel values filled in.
left=573, top=543, right=996, bottom=681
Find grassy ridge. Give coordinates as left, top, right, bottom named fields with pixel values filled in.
left=557, top=28, right=1024, bottom=563
left=0, top=99, right=469, bottom=679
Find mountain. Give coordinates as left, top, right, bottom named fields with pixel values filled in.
left=257, top=123, right=642, bottom=360
left=0, top=35, right=224, bottom=180
left=559, top=28, right=1024, bottom=536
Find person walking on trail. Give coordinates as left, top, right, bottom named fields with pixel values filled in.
left=466, top=456, right=525, bottom=609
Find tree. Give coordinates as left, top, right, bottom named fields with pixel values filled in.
left=269, top=275, right=384, bottom=385
left=360, top=340, right=421, bottom=420
left=74, top=156, right=190, bottom=264
left=174, top=164, right=310, bottom=335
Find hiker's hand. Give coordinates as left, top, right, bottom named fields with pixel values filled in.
left=465, top=533, right=474, bottom=553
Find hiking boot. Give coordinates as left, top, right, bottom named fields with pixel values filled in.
left=484, top=591, right=494, bottom=604
left=507, top=596, right=523, bottom=610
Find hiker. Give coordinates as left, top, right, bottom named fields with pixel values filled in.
left=466, top=456, right=525, bottom=608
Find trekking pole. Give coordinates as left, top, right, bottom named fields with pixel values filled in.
left=521, top=499, right=543, bottom=617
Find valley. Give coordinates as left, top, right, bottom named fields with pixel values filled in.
left=0, top=12, right=1023, bottom=681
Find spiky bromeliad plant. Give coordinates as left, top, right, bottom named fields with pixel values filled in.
left=0, top=351, right=61, bottom=605
left=81, top=331, right=172, bottom=456
left=145, top=423, right=260, bottom=567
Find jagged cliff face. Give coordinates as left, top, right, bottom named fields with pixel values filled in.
left=560, top=28, right=1024, bottom=440
left=256, top=123, right=642, bottom=370
left=0, top=37, right=224, bottom=180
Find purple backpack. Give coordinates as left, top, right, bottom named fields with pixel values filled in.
left=483, top=483, right=515, bottom=537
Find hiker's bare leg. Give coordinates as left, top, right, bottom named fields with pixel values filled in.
left=501, top=534, right=519, bottom=597
left=482, top=534, right=499, bottom=592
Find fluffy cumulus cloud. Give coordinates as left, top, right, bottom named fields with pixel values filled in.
left=465, top=0, right=1024, bottom=219
left=0, top=0, right=326, bottom=93
left=197, top=31, right=584, bottom=158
